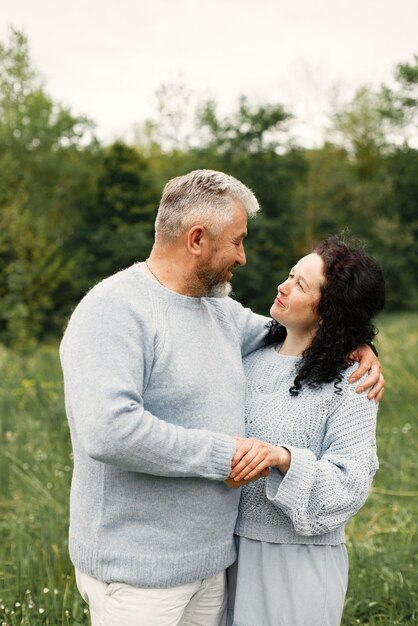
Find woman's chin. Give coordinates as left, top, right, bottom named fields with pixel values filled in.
left=270, top=305, right=284, bottom=323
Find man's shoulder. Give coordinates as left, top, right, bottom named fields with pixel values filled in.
left=78, top=265, right=148, bottom=308
left=65, top=265, right=156, bottom=332
left=203, top=295, right=246, bottom=326
left=204, top=295, right=247, bottom=316
left=61, top=265, right=157, bottom=351
left=208, top=296, right=269, bottom=329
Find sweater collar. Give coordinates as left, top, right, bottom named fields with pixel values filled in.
left=131, top=264, right=205, bottom=310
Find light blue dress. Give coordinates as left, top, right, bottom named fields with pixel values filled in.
left=227, top=536, right=348, bottom=626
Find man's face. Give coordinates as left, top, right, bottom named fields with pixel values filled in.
left=197, top=201, right=248, bottom=297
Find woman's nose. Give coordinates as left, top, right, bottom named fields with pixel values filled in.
left=278, top=281, right=288, bottom=295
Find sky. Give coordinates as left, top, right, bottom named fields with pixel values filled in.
left=2, top=0, right=418, bottom=146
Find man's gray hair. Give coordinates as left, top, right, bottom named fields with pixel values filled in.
left=155, top=169, right=260, bottom=242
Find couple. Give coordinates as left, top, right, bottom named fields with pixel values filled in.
left=60, top=169, right=385, bottom=626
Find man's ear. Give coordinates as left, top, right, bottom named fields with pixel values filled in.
left=187, top=225, right=206, bottom=256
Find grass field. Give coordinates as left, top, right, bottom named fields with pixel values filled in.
left=0, top=313, right=417, bottom=625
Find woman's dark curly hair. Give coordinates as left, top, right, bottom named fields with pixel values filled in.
left=266, top=235, right=386, bottom=395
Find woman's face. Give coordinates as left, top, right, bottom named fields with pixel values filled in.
left=270, top=253, right=325, bottom=333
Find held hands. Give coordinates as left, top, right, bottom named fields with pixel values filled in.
left=349, top=345, right=384, bottom=403
left=224, top=468, right=270, bottom=489
left=224, top=437, right=291, bottom=488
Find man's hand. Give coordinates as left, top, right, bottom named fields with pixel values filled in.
left=349, top=344, right=384, bottom=403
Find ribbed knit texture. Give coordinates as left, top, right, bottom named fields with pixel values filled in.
left=60, top=265, right=268, bottom=588
left=235, top=344, right=378, bottom=545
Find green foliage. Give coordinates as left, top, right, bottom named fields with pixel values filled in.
left=0, top=205, right=75, bottom=345
left=80, top=141, right=158, bottom=283
left=197, top=96, right=290, bottom=154
left=380, top=55, right=418, bottom=144
left=332, top=87, right=388, bottom=180
left=0, top=314, right=417, bottom=624
left=0, top=28, right=98, bottom=346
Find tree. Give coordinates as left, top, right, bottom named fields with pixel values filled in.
left=0, top=28, right=97, bottom=346
left=380, top=55, right=418, bottom=147
left=80, top=141, right=158, bottom=282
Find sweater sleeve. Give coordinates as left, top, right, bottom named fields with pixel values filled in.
left=265, top=375, right=379, bottom=536
left=60, top=288, right=235, bottom=480
left=222, top=297, right=269, bottom=357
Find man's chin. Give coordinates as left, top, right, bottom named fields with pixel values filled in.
left=207, top=282, right=232, bottom=298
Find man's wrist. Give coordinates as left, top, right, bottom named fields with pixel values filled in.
left=366, top=341, right=379, bottom=357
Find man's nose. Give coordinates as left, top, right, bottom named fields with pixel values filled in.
left=236, top=243, right=246, bottom=266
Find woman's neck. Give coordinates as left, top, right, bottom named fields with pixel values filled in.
left=278, top=329, right=315, bottom=356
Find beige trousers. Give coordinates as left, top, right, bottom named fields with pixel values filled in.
left=75, top=568, right=227, bottom=626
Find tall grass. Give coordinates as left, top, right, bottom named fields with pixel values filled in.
left=342, top=313, right=418, bottom=624
left=0, top=346, right=87, bottom=625
left=0, top=313, right=417, bottom=625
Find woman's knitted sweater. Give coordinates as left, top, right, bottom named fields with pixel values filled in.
left=235, top=344, right=378, bottom=545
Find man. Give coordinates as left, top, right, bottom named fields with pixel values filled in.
left=60, top=169, right=383, bottom=626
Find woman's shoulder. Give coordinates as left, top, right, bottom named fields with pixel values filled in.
left=338, top=362, right=370, bottom=392
left=328, top=363, right=378, bottom=423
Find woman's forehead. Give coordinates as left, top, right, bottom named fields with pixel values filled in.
left=294, top=253, right=325, bottom=287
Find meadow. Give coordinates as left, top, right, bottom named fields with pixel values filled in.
left=0, top=313, right=417, bottom=625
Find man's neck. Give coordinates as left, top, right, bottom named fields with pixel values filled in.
left=141, top=249, right=203, bottom=297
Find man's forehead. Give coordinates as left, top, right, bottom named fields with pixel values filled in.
left=231, top=201, right=248, bottom=226
left=230, top=221, right=247, bottom=239
left=215, top=200, right=247, bottom=238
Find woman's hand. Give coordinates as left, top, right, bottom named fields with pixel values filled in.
left=349, top=344, right=384, bottom=403
left=230, top=437, right=291, bottom=482
left=224, top=468, right=270, bottom=489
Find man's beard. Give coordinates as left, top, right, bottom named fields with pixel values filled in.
left=207, top=281, right=232, bottom=298
left=195, top=265, right=233, bottom=298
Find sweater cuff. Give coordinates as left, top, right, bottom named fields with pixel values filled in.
left=208, top=433, right=236, bottom=480
left=266, top=445, right=317, bottom=515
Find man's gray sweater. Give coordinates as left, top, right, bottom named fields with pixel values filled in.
left=60, top=265, right=267, bottom=588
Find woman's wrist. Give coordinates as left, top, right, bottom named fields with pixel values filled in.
left=272, top=445, right=291, bottom=475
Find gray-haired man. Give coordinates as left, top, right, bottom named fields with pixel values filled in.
left=60, top=170, right=383, bottom=626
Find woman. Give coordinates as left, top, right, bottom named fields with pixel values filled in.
left=227, top=236, right=385, bottom=626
